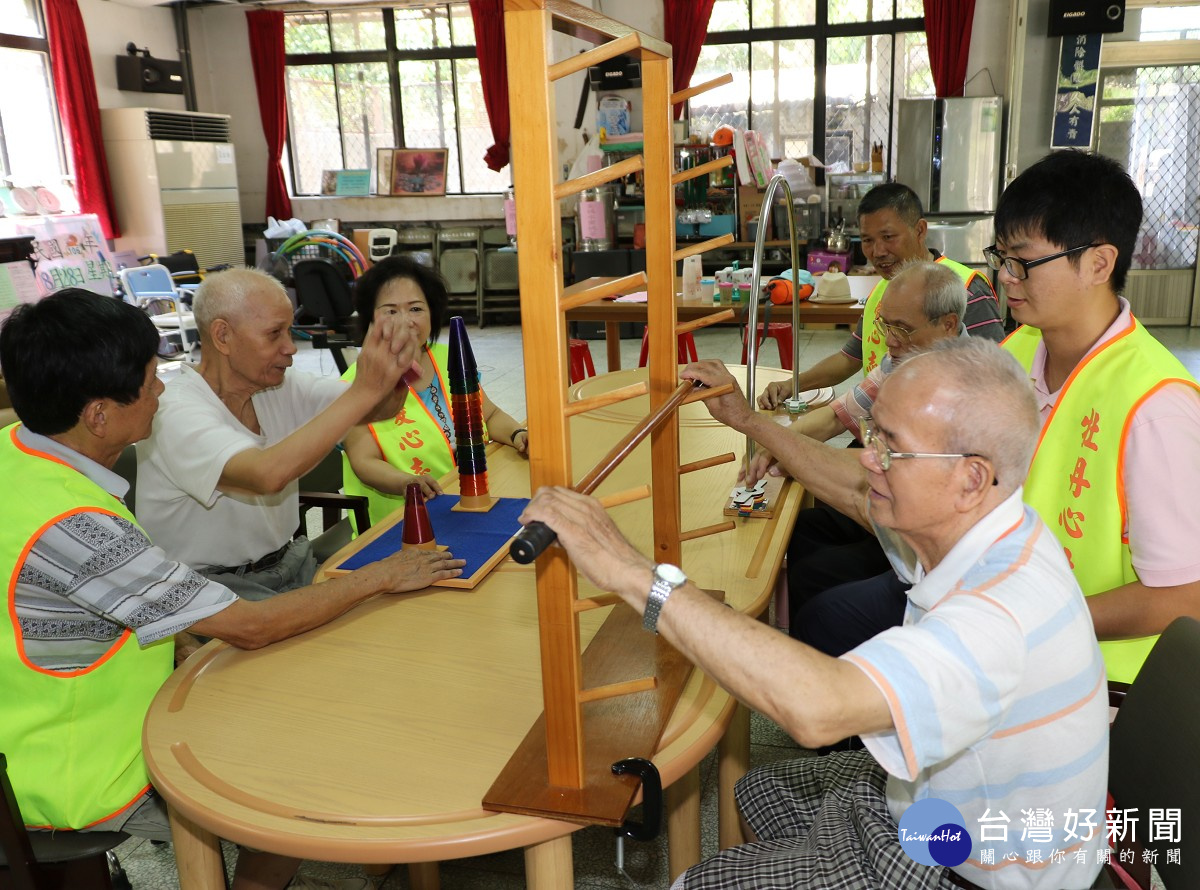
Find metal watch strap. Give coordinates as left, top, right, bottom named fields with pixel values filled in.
left=643, top=564, right=684, bottom=634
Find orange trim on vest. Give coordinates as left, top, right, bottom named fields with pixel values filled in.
left=25, top=780, right=155, bottom=832
left=7, top=505, right=133, bottom=677
left=1116, top=376, right=1200, bottom=545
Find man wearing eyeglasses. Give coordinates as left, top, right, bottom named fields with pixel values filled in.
left=759, top=182, right=1002, bottom=410
left=784, top=151, right=1200, bottom=688
left=524, top=339, right=1108, bottom=890
left=988, top=149, right=1200, bottom=685
left=749, top=261, right=970, bottom=642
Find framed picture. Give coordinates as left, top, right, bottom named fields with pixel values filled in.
left=391, top=148, right=449, bottom=197
left=320, top=170, right=339, bottom=196
left=334, top=169, right=371, bottom=196
left=375, top=148, right=396, bottom=195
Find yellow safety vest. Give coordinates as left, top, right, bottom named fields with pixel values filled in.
left=0, top=425, right=173, bottom=828
left=342, top=343, right=458, bottom=526
left=860, top=255, right=984, bottom=376
left=1004, top=321, right=1200, bottom=683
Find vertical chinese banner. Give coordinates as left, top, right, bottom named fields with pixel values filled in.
left=1051, top=34, right=1103, bottom=150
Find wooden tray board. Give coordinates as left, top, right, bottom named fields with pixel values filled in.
left=723, top=473, right=787, bottom=520
left=321, top=495, right=527, bottom=589
left=483, top=588, right=725, bottom=826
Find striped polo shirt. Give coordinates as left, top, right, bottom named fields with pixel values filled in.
left=845, top=489, right=1108, bottom=889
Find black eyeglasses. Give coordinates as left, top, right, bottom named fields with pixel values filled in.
left=982, top=243, right=1100, bottom=281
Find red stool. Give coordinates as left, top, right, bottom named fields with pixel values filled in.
left=568, top=338, right=596, bottom=384
left=741, top=322, right=794, bottom=370
left=638, top=326, right=699, bottom=368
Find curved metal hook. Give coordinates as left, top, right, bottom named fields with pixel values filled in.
left=611, top=756, right=662, bottom=842
left=745, top=174, right=802, bottom=470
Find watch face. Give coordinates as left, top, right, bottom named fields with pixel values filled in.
left=656, top=563, right=686, bottom=585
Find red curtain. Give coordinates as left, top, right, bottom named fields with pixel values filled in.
left=43, top=0, right=119, bottom=238
left=469, top=0, right=510, bottom=171
left=663, top=0, right=717, bottom=120
left=246, top=10, right=293, bottom=219
left=923, top=0, right=977, bottom=98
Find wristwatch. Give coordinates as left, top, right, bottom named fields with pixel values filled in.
left=643, top=563, right=687, bottom=634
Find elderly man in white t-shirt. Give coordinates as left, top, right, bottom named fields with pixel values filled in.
left=137, top=267, right=416, bottom=602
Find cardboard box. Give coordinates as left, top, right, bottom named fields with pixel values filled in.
left=807, top=249, right=851, bottom=275
left=738, top=185, right=772, bottom=242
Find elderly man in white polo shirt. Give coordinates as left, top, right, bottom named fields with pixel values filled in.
left=521, top=338, right=1108, bottom=890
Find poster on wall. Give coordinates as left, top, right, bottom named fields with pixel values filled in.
left=1050, top=34, right=1102, bottom=150
left=15, top=214, right=115, bottom=298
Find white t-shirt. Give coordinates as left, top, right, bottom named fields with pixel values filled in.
left=136, top=364, right=345, bottom=570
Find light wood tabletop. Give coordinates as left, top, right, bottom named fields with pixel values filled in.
left=564, top=275, right=875, bottom=371
left=142, top=366, right=805, bottom=890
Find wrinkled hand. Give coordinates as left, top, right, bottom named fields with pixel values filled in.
left=739, top=447, right=782, bottom=488
left=519, top=487, right=652, bottom=595
left=513, top=430, right=529, bottom=455
left=376, top=548, right=465, bottom=591
left=758, top=379, right=795, bottom=410
left=681, top=360, right=756, bottom=431
left=352, top=315, right=423, bottom=398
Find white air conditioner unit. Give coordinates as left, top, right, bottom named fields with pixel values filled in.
left=101, top=107, right=244, bottom=269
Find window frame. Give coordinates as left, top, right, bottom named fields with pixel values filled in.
left=698, top=0, right=925, bottom=179
left=0, top=0, right=69, bottom=182
left=283, top=6, right=479, bottom=196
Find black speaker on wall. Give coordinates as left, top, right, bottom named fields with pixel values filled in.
left=1048, top=0, right=1125, bottom=35
left=115, top=54, right=185, bottom=95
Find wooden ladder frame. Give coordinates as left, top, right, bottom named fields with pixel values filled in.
left=487, top=0, right=738, bottom=821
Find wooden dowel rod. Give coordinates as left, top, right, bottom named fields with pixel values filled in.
left=680, top=520, right=737, bottom=542
left=681, top=382, right=734, bottom=406
left=575, top=593, right=622, bottom=611
left=677, top=309, right=736, bottom=336
left=596, top=484, right=652, bottom=508
left=671, top=156, right=733, bottom=186
left=511, top=382, right=700, bottom=564
left=674, top=235, right=735, bottom=262
left=670, top=73, right=734, bottom=106
left=679, top=452, right=736, bottom=474
left=548, top=32, right=641, bottom=81
left=559, top=272, right=647, bottom=311
left=578, top=677, right=657, bottom=702
left=575, top=380, right=697, bottom=495
left=555, top=155, right=642, bottom=200
left=563, top=382, right=647, bottom=417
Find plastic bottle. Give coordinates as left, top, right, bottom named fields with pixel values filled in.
left=681, top=255, right=703, bottom=300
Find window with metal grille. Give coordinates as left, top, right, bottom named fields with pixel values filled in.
left=1097, top=65, right=1200, bottom=270
left=691, top=0, right=933, bottom=177
left=0, top=0, right=68, bottom=186
left=283, top=4, right=507, bottom=197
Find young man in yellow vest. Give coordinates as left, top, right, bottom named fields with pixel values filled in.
left=991, top=149, right=1200, bottom=684
left=784, top=151, right=1200, bottom=689
left=759, top=182, right=1002, bottom=409
left=0, top=290, right=462, bottom=890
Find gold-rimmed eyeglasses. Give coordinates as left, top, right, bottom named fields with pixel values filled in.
left=858, top=417, right=997, bottom=485
left=872, top=314, right=918, bottom=344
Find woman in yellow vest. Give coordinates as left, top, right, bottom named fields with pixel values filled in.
left=343, top=256, right=528, bottom=526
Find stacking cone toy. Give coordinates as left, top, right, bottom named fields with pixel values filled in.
left=401, top=483, right=437, bottom=550
left=447, top=316, right=497, bottom=512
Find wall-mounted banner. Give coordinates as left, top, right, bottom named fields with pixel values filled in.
left=1051, top=33, right=1103, bottom=149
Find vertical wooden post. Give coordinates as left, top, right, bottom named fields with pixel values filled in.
left=504, top=1, right=585, bottom=789
left=641, top=53, right=684, bottom=567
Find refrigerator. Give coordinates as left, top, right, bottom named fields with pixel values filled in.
left=896, top=97, right=1003, bottom=279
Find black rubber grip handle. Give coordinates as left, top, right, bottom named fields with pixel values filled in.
left=509, top=520, right=558, bottom=564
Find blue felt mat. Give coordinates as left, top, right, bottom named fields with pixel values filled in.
left=335, top=494, right=530, bottom=576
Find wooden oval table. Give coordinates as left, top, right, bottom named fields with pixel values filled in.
left=142, top=367, right=809, bottom=890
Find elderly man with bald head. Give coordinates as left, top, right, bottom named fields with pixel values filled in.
left=137, top=267, right=421, bottom=601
